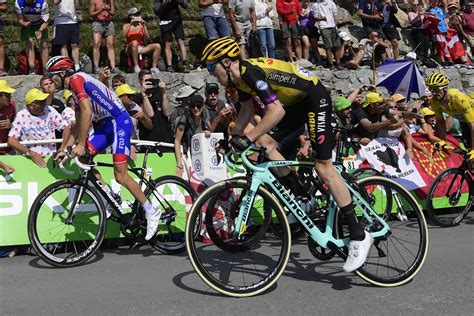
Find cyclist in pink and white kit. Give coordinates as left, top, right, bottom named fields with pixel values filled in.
left=47, top=56, right=160, bottom=241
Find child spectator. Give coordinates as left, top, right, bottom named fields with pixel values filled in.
left=123, top=8, right=161, bottom=74
left=15, top=0, right=50, bottom=74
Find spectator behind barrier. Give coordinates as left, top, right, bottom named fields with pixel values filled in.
left=174, top=94, right=210, bottom=177
left=205, top=82, right=234, bottom=136
left=229, top=0, right=257, bottom=59
left=136, top=69, right=174, bottom=150
left=62, top=89, right=76, bottom=129
left=199, top=0, right=232, bottom=40
left=255, top=0, right=276, bottom=58
left=89, top=0, right=116, bottom=74
left=153, top=0, right=189, bottom=73
left=0, top=80, right=16, bottom=155
left=462, top=2, right=474, bottom=53
left=0, top=0, right=8, bottom=76
left=277, top=0, right=303, bottom=62
left=333, top=96, right=353, bottom=127
left=124, top=7, right=161, bottom=74
left=7, top=88, right=70, bottom=167
left=169, top=85, right=196, bottom=133
left=15, top=0, right=50, bottom=74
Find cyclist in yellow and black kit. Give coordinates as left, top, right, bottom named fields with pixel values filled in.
left=425, top=72, right=474, bottom=160
left=201, top=37, right=373, bottom=273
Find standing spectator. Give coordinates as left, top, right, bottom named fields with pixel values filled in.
left=380, top=0, right=401, bottom=60
left=462, top=2, right=474, bottom=54
left=299, top=2, right=320, bottom=63
left=0, top=80, right=16, bottom=155
left=15, top=0, right=50, bottom=74
left=169, top=85, right=196, bottom=133
left=229, top=0, right=257, bottom=59
left=0, top=0, right=8, bottom=76
left=174, top=94, right=210, bottom=177
left=7, top=88, right=70, bottom=167
left=255, top=0, right=276, bottom=58
left=408, top=3, right=430, bottom=58
left=123, top=8, right=161, bottom=74
left=62, top=89, right=76, bottom=128
left=137, top=69, right=174, bottom=151
left=313, top=0, right=344, bottom=69
left=205, top=82, right=232, bottom=134
left=426, top=0, right=452, bottom=65
left=358, top=0, right=384, bottom=36
left=199, top=0, right=232, bottom=40
left=115, top=83, right=153, bottom=139
left=153, top=0, right=190, bottom=73
left=277, top=0, right=303, bottom=62
left=52, top=0, right=81, bottom=72
left=89, top=0, right=116, bottom=74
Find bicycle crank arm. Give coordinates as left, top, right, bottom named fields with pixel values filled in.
left=327, top=241, right=348, bottom=260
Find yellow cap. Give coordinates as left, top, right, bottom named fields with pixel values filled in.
left=0, top=80, right=16, bottom=94
left=24, top=88, right=49, bottom=105
left=363, top=92, right=383, bottom=107
left=419, top=107, right=435, bottom=117
left=63, top=89, right=73, bottom=101
left=115, top=84, right=136, bottom=97
left=390, top=93, right=405, bottom=102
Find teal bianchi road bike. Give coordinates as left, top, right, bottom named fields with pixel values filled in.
left=185, top=142, right=429, bottom=297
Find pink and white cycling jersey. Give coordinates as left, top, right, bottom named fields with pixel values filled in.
left=8, top=106, right=67, bottom=156
left=68, top=72, right=126, bottom=122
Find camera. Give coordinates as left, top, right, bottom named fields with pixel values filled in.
left=146, top=78, right=161, bottom=86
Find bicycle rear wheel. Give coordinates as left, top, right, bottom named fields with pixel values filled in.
left=426, top=168, right=473, bottom=227
left=146, top=176, right=197, bottom=253
left=28, top=180, right=107, bottom=268
left=336, top=176, right=429, bottom=286
left=186, top=178, right=291, bottom=297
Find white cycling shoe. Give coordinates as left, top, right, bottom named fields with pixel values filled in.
left=145, top=210, right=162, bottom=241
left=342, top=231, right=374, bottom=273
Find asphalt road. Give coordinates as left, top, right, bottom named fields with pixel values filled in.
left=1, top=215, right=473, bottom=316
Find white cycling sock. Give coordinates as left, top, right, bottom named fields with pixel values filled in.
left=142, top=200, right=156, bottom=216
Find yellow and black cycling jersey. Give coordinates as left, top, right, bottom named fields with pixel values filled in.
left=236, top=58, right=319, bottom=107
left=431, top=88, right=474, bottom=122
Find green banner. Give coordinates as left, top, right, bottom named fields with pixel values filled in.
left=0, top=154, right=177, bottom=246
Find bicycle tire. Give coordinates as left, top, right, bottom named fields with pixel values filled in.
left=426, top=168, right=473, bottom=227
left=186, top=178, right=291, bottom=297
left=146, top=175, right=197, bottom=254
left=351, top=167, right=384, bottom=179
left=28, top=180, right=107, bottom=268
left=336, top=176, right=429, bottom=286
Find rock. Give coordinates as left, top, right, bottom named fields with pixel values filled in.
left=294, top=59, right=314, bottom=69
left=334, top=70, right=350, bottom=80
left=334, top=80, right=353, bottom=95
left=184, top=73, right=206, bottom=90
left=356, top=69, right=374, bottom=84
left=347, top=25, right=367, bottom=42
left=394, top=8, right=410, bottom=29
left=336, top=7, right=353, bottom=25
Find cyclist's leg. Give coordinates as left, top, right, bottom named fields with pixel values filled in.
left=459, top=121, right=472, bottom=149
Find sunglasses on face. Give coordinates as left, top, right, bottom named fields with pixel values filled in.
left=192, top=103, right=203, bottom=109
left=429, top=86, right=448, bottom=93
left=0, top=92, right=11, bottom=98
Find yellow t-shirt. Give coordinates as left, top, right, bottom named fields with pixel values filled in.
left=431, top=88, right=474, bottom=122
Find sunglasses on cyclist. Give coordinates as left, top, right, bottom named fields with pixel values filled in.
left=206, top=62, right=218, bottom=73
left=428, top=86, right=448, bottom=93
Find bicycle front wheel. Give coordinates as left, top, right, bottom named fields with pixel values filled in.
left=146, top=176, right=197, bottom=254
left=337, top=176, right=429, bottom=286
left=426, top=168, right=473, bottom=227
left=186, top=178, right=291, bottom=297
left=28, top=180, right=107, bottom=268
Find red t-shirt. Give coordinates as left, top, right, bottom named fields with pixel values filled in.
left=276, top=0, right=302, bottom=24
left=462, top=11, right=474, bottom=36
left=0, top=101, right=16, bottom=154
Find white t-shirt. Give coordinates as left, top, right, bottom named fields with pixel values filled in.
left=61, top=107, right=76, bottom=127
left=360, top=38, right=375, bottom=61
left=201, top=3, right=225, bottom=17
left=312, top=0, right=337, bottom=29
left=9, top=106, right=68, bottom=156
left=54, top=0, right=77, bottom=24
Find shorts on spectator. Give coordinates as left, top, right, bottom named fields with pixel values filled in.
left=92, top=21, right=115, bottom=37
left=20, top=24, right=48, bottom=42
left=281, top=23, right=301, bottom=39
left=466, top=34, right=474, bottom=47
left=159, top=19, right=185, bottom=43
left=364, top=26, right=386, bottom=39
left=320, top=28, right=341, bottom=49
left=236, top=22, right=252, bottom=45
left=301, top=25, right=319, bottom=40
left=53, top=23, right=80, bottom=45
left=203, top=16, right=232, bottom=40
left=382, top=27, right=400, bottom=41
left=0, top=19, right=4, bottom=37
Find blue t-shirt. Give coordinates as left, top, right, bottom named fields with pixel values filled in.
left=358, top=0, right=383, bottom=29
left=426, top=6, right=448, bottom=33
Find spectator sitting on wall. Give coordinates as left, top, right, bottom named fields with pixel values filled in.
left=154, top=0, right=189, bottom=73
left=345, top=31, right=390, bottom=69
left=15, top=0, right=50, bottom=74
left=199, top=0, right=232, bottom=40
left=339, top=32, right=356, bottom=66
left=124, top=8, right=161, bottom=74
left=277, top=0, right=303, bottom=62
left=229, top=0, right=257, bottom=59
left=0, top=80, right=16, bottom=155
left=136, top=69, right=174, bottom=151
left=174, top=94, right=211, bottom=177
left=169, top=85, right=196, bottom=133
left=7, top=88, right=70, bottom=167
left=61, top=90, right=76, bottom=129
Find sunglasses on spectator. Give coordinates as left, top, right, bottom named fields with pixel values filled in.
left=0, top=92, right=11, bottom=98
left=192, top=103, right=204, bottom=109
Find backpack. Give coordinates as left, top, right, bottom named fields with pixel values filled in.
left=16, top=48, right=43, bottom=75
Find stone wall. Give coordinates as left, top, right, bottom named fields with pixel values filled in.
left=5, top=67, right=474, bottom=112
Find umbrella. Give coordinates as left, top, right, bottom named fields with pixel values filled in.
left=376, top=60, right=427, bottom=101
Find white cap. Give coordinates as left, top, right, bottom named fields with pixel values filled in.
left=176, top=85, right=196, bottom=99
left=338, top=31, right=352, bottom=42
left=406, top=52, right=417, bottom=60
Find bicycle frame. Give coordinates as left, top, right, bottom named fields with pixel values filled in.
left=231, top=146, right=391, bottom=250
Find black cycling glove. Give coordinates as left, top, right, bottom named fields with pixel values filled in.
left=230, top=135, right=252, bottom=153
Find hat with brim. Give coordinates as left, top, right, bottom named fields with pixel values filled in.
left=190, top=94, right=204, bottom=106
left=363, top=92, right=383, bottom=107
left=25, top=88, right=49, bottom=105
left=338, top=31, right=351, bottom=42
left=206, top=82, right=219, bottom=93
left=115, top=84, right=136, bottom=97
left=63, top=89, right=73, bottom=101
left=390, top=93, right=406, bottom=103
left=0, top=80, right=16, bottom=94
left=128, top=7, right=140, bottom=16
left=419, top=107, right=435, bottom=117
left=333, top=96, right=352, bottom=111
left=448, top=3, right=458, bottom=9
left=176, top=85, right=196, bottom=99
